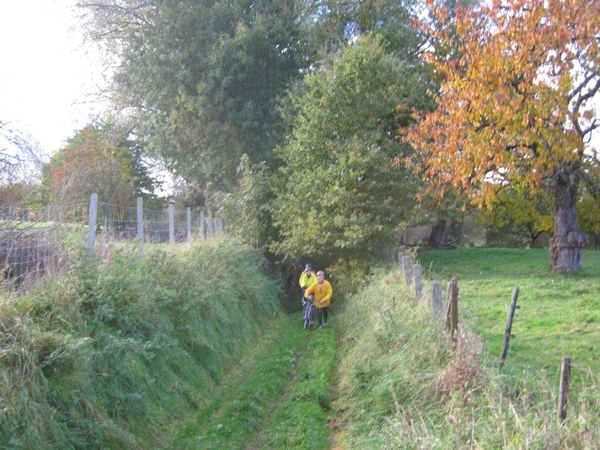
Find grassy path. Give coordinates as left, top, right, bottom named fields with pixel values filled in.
left=170, top=300, right=337, bottom=450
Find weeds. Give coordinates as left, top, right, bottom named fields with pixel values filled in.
left=0, top=236, right=282, bottom=449
left=3, top=246, right=600, bottom=448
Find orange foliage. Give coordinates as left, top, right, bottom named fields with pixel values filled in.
left=405, top=0, right=600, bottom=208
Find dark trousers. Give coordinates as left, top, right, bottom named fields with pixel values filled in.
left=317, top=307, right=329, bottom=325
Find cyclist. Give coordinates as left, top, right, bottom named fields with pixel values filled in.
left=285, top=263, right=297, bottom=288
left=298, top=264, right=317, bottom=297
left=303, top=270, right=332, bottom=328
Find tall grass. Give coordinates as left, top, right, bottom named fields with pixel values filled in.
left=333, top=261, right=600, bottom=449
left=4, top=244, right=599, bottom=448
left=0, top=237, right=283, bottom=449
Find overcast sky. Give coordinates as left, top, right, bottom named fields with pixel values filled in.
left=1, top=1, right=597, bottom=164
left=0, top=0, right=106, bottom=158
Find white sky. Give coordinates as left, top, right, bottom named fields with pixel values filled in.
left=0, top=0, right=106, bottom=159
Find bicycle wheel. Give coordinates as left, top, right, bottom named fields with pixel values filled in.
left=303, top=307, right=310, bottom=330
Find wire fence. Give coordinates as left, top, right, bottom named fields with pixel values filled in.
left=396, top=250, right=598, bottom=421
left=1, top=194, right=222, bottom=294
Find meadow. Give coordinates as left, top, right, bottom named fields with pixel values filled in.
left=417, top=248, right=600, bottom=385
left=330, top=248, right=600, bottom=448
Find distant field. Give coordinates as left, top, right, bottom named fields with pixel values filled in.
left=417, top=248, right=600, bottom=386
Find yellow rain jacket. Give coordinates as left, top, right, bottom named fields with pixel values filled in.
left=304, top=280, right=333, bottom=309
left=299, top=271, right=317, bottom=290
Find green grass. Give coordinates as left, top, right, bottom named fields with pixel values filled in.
left=172, top=312, right=337, bottom=450
left=417, top=248, right=600, bottom=383
left=3, top=244, right=599, bottom=449
left=258, top=323, right=336, bottom=449
left=0, top=237, right=285, bottom=449
left=332, top=260, right=600, bottom=448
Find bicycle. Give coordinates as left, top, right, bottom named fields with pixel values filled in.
left=302, top=295, right=316, bottom=330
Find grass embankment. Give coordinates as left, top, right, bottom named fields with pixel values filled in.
left=3, top=244, right=599, bottom=448
left=0, top=237, right=287, bottom=449
left=330, top=248, right=600, bottom=448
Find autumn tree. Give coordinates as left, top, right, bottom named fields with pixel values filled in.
left=480, top=187, right=553, bottom=247
left=406, top=0, right=600, bottom=272
left=40, top=122, right=159, bottom=208
left=577, top=169, right=600, bottom=249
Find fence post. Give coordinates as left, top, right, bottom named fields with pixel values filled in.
left=169, top=203, right=175, bottom=245
left=186, top=207, right=192, bottom=241
left=431, top=280, right=443, bottom=319
left=558, top=356, right=571, bottom=422
left=402, top=254, right=412, bottom=285
left=500, top=287, right=520, bottom=367
left=199, top=211, right=205, bottom=239
left=87, top=193, right=98, bottom=257
left=413, top=264, right=423, bottom=301
left=445, top=280, right=452, bottom=327
left=446, top=277, right=459, bottom=340
left=137, top=197, right=144, bottom=256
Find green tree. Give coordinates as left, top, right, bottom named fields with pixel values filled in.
left=299, top=0, right=426, bottom=61
left=213, top=154, right=273, bottom=251
left=79, top=0, right=305, bottom=205
left=272, top=36, right=430, bottom=269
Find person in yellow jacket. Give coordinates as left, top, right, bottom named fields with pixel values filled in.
left=303, top=270, right=333, bottom=328
left=299, top=264, right=317, bottom=296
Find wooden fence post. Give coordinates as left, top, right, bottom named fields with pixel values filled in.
left=446, top=277, right=459, bottom=340
left=413, top=264, right=423, bottom=301
left=431, top=280, right=443, bottom=319
left=558, top=356, right=571, bottom=422
left=500, top=287, right=520, bottom=367
left=445, top=280, right=452, bottom=321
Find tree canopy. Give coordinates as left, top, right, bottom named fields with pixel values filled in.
left=272, top=36, right=432, bottom=268
left=405, top=0, right=600, bottom=271
left=0, top=120, right=44, bottom=184
left=78, top=0, right=305, bottom=204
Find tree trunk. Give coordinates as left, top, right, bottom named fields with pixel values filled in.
left=428, top=219, right=448, bottom=248
left=549, top=172, right=588, bottom=272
